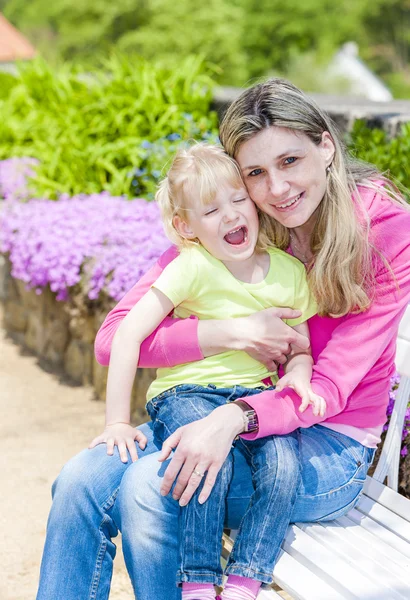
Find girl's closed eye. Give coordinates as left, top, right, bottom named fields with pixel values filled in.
left=233, top=197, right=247, bottom=203
left=204, top=208, right=217, bottom=216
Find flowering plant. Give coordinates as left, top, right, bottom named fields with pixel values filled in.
left=0, top=168, right=170, bottom=301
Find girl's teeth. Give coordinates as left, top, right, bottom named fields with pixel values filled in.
left=277, top=194, right=301, bottom=209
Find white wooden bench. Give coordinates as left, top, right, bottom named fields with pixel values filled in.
left=223, top=306, right=410, bottom=599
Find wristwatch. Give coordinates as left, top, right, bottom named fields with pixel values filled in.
left=234, top=400, right=259, bottom=433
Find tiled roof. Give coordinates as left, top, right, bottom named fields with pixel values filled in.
left=0, top=13, right=36, bottom=62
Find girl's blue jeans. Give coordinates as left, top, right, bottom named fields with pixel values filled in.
left=36, top=410, right=375, bottom=600
left=146, top=384, right=300, bottom=587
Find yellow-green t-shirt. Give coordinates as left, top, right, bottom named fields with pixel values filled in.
left=146, top=245, right=316, bottom=401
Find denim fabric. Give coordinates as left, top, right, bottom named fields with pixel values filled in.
left=146, top=384, right=299, bottom=585
left=37, top=418, right=375, bottom=600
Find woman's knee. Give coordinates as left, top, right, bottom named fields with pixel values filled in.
left=118, top=452, right=167, bottom=513
left=52, top=445, right=126, bottom=507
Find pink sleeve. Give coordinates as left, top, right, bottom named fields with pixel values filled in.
left=94, top=245, right=204, bottom=368
left=242, top=196, right=410, bottom=438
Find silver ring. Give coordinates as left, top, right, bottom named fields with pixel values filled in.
left=192, top=468, right=204, bottom=478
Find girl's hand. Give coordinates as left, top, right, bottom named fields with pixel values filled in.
left=237, top=307, right=310, bottom=370
left=88, top=423, right=148, bottom=463
left=158, top=403, right=244, bottom=507
left=276, top=374, right=326, bottom=417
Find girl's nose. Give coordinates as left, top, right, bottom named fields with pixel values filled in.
left=223, top=206, right=240, bottom=222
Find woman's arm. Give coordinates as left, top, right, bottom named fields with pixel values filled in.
left=95, top=246, right=309, bottom=369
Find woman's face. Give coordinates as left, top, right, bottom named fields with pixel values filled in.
left=236, top=126, right=335, bottom=230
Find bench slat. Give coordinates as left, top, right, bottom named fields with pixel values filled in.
left=347, top=507, right=410, bottom=557
left=364, top=476, right=410, bottom=520
left=281, top=524, right=380, bottom=599
left=335, top=514, right=410, bottom=572
left=356, top=495, right=410, bottom=542
left=297, top=521, right=408, bottom=599
left=273, top=549, right=350, bottom=600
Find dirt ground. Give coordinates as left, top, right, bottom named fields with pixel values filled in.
left=0, top=309, right=133, bottom=600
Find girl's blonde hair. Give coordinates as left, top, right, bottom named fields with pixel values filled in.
left=156, top=142, right=275, bottom=251
left=219, top=78, right=409, bottom=317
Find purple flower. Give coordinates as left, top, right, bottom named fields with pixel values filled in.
left=0, top=160, right=171, bottom=302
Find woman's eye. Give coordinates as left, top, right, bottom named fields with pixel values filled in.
left=284, top=157, right=297, bottom=165
left=248, top=168, right=263, bottom=177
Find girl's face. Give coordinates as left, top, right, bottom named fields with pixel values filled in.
left=236, top=126, right=335, bottom=231
left=173, top=181, right=260, bottom=263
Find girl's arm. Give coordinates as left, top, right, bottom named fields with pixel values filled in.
left=95, top=246, right=309, bottom=369
left=89, top=288, right=174, bottom=462
left=275, top=321, right=326, bottom=417
left=94, top=246, right=203, bottom=369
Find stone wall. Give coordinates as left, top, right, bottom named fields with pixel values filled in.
left=0, top=256, right=154, bottom=423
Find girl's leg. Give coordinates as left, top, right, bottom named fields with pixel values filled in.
left=36, top=422, right=158, bottom=600
left=120, top=424, right=375, bottom=600
left=225, top=433, right=300, bottom=585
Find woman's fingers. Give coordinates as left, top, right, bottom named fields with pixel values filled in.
left=178, top=462, right=209, bottom=506
left=160, top=450, right=186, bottom=496
left=169, top=456, right=198, bottom=501
left=158, top=428, right=184, bottom=463
left=198, top=464, right=219, bottom=504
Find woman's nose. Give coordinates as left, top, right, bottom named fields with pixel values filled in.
left=268, top=173, right=291, bottom=197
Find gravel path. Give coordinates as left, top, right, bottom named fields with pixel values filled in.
left=0, top=308, right=132, bottom=600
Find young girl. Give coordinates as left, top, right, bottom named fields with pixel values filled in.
left=89, top=143, right=325, bottom=600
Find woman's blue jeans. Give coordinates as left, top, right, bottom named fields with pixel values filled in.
left=146, top=384, right=300, bottom=586
left=36, top=420, right=375, bottom=600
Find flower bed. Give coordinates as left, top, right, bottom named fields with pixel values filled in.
left=0, top=160, right=171, bottom=302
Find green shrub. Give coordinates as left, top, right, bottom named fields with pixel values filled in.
left=348, top=120, right=410, bottom=201
left=0, top=55, right=218, bottom=199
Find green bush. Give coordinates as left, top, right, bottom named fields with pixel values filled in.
left=348, top=120, right=410, bottom=201
left=0, top=55, right=218, bottom=199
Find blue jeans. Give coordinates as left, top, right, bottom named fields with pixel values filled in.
left=146, top=384, right=299, bottom=586
left=36, top=421, right=375, bottom=600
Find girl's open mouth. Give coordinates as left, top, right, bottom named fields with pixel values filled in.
left=224, top=226, right=248, bottom=246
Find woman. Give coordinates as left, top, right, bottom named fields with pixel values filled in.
left=37, top=79, right=410, bottom=600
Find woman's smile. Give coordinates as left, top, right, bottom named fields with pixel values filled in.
left=236, top=127, right=335, bottom=230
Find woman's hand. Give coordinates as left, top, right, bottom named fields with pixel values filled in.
left=236, top=307, right=310, bottom=370
left=158, top=403, right=244, bottom=506
left=89, top=423, right=147, bottom=463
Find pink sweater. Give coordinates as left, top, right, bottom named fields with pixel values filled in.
left=95, top=186, right=410, bottom=440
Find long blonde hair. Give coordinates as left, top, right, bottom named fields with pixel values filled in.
left=220, top=78, right=409, bottom=317
left=156, top=142, right=275, bottom=251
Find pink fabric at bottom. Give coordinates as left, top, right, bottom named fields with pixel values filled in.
left=182, top=581, right=216, bottom=599
left=222, top=575, right=262, bottom=599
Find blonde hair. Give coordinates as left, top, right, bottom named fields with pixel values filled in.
left=219, top=78, right=409, bottom=317
left=156, top=142, right=275, bottom=251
